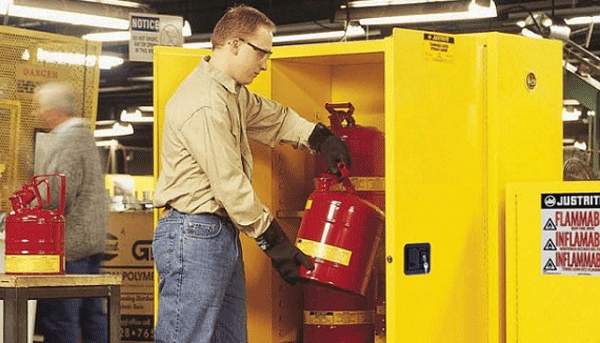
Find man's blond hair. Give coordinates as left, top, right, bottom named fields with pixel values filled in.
left=211, top=4, right=275, bottom=49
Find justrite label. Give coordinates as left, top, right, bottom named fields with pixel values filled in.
left=541, top=193, right=600, bottom=276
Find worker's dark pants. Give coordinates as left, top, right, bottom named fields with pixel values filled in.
left=37, top=253, right=107, bottom=343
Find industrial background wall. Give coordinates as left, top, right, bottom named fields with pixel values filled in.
left=0, top=26, right=101, bottom=214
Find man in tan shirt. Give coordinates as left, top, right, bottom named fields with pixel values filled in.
left=152, top=5, right=350, bottom=343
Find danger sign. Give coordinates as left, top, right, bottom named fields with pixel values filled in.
left=541, top=193, right=600, bottom=275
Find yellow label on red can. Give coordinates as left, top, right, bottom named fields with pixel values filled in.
left=5, top=255, right=61, bottom=273
left=305, top=199, right=313, bottom=210
left=296, top=238, right=352, bottom=266
left=304, top=310, right=374, bottom=325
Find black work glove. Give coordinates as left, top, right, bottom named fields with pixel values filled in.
left=256, top=219, right=314, bottom=285
left=308, top=123, right=352, bottom=176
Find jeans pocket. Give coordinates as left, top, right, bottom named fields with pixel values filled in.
left=153, top=223, right=177, bottom=278
left=184, top=220, right=222, bottom=239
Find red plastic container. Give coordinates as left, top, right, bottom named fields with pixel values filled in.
left=296, top=168, right=384, bottom=296
left=5, top=174, right=66, bottom=274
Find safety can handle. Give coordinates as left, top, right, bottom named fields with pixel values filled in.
left=337, top=162, right=355, bottom=192
left=325, top=102, right=355, bottom=130
left=32, top=174, right=66, bottom=215
left=315, top=162, right=355, bottom=193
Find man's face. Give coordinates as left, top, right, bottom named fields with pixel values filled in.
left=229, top=26, right=273, bottom=85
left=33, top=97, right=59, bottom=130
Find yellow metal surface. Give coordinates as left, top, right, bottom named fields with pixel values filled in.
left=5, top=255, right=61, bottom=273
left=0, top=26, right=101, bottom=214
left=386, top=28, right=562, bottom=343
left=506, top=181, right=600, bottom=342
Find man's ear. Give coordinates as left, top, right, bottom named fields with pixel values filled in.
left=228, top=39, right=240, bottom=55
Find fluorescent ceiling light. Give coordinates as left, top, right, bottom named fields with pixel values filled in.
left=121, top=109, right=153, bottom=123
left=99, top=55, right=124, bottom=69
left=94, top=122, right=134, bottom=138
left=342, top=0, right=426, bottom=8
left=36, top=48, right=123, bottom=70
left=84, top=31, right=130, bottom=42
left=564, top=99, right=580, bottom=106
left=79, top=0, right=145, bottom=9
left=562, top=106, right=581, bottom=121
left=184, top=42, right=212, bottom=49
left=274, top=25, right=366, bottom=43
left=574, top=141, right=587, bottom=150
left=183, top=20, right=192, bottom=37
left=184, top=24, right=369, bottom=48
left=520, top=28, right=542, bottom=39
left=6, top=5, right=129, bottom=30
left=359, top=0, right=497, bottom=25
left=566, top=16, right=600, bottom=26
left=95, top=139, right=120, bottom=147
left=138, top=106, right=154, bottom=112
left=96, top=120, right=116, bottom=126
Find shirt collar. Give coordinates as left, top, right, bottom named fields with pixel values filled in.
left=201, top=55, right=241, bottom=94
left=52, top=117, right=84, bottom=134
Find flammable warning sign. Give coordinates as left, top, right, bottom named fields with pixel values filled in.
left=423, top=33, right=454, bottom=63
left=541, top=193, right=600, bottom=275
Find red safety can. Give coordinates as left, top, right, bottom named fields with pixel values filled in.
left=315, top=102, right=385, bottom=209
left=5, top=174, right=66, bottom=274
left=303, top=281, right=375, bottom=343
left=296, top=166, right=384, bottom=296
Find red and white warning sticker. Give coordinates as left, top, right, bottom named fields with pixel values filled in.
left=541, top=193, right=600, bottom=275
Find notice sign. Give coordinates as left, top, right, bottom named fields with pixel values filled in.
left=129, top=13, right=183, bottom=62
left=541, top=193, right=600, bottom=275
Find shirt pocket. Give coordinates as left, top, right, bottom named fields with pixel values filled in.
left=184, top=220, right=222, bottom=239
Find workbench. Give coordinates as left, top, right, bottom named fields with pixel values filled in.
left=0, top=274, right=121, bottom=343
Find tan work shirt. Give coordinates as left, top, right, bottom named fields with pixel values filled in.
left=154, top=56, right=316, bottom=238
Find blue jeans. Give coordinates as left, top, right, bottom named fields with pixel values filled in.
left=37, top=253, right=107, bottom=343
left=153, top=210, right=247, bottom=343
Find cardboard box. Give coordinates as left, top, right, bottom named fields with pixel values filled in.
left=102, top=211, right=154, bottom=342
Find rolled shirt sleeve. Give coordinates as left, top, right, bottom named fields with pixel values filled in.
left=244, top=91, right=316, bottom=149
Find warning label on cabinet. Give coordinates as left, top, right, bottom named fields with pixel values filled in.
left=423, top=33, right=454, bottom=63
left=541, top=193, right=600, bottom=275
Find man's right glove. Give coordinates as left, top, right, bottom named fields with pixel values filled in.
left=308, top=123, right=352, bottom=177
left=256, top=219, right=314, bottom=285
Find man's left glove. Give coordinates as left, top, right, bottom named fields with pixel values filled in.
left=256, top=219, right=314, bottom=285
left=308, top=123, right=351, bottom=176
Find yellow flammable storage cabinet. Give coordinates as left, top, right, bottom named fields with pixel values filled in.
left=385, top=29, right=563, bottom=343
left=506, top=181, right=600, bottom=343
left=153, top=28, right=567, bottom=342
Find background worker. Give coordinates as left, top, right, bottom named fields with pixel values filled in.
left=33, top=81, right=108, bottom=343
left=152, top=4, right=351, bottom=343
